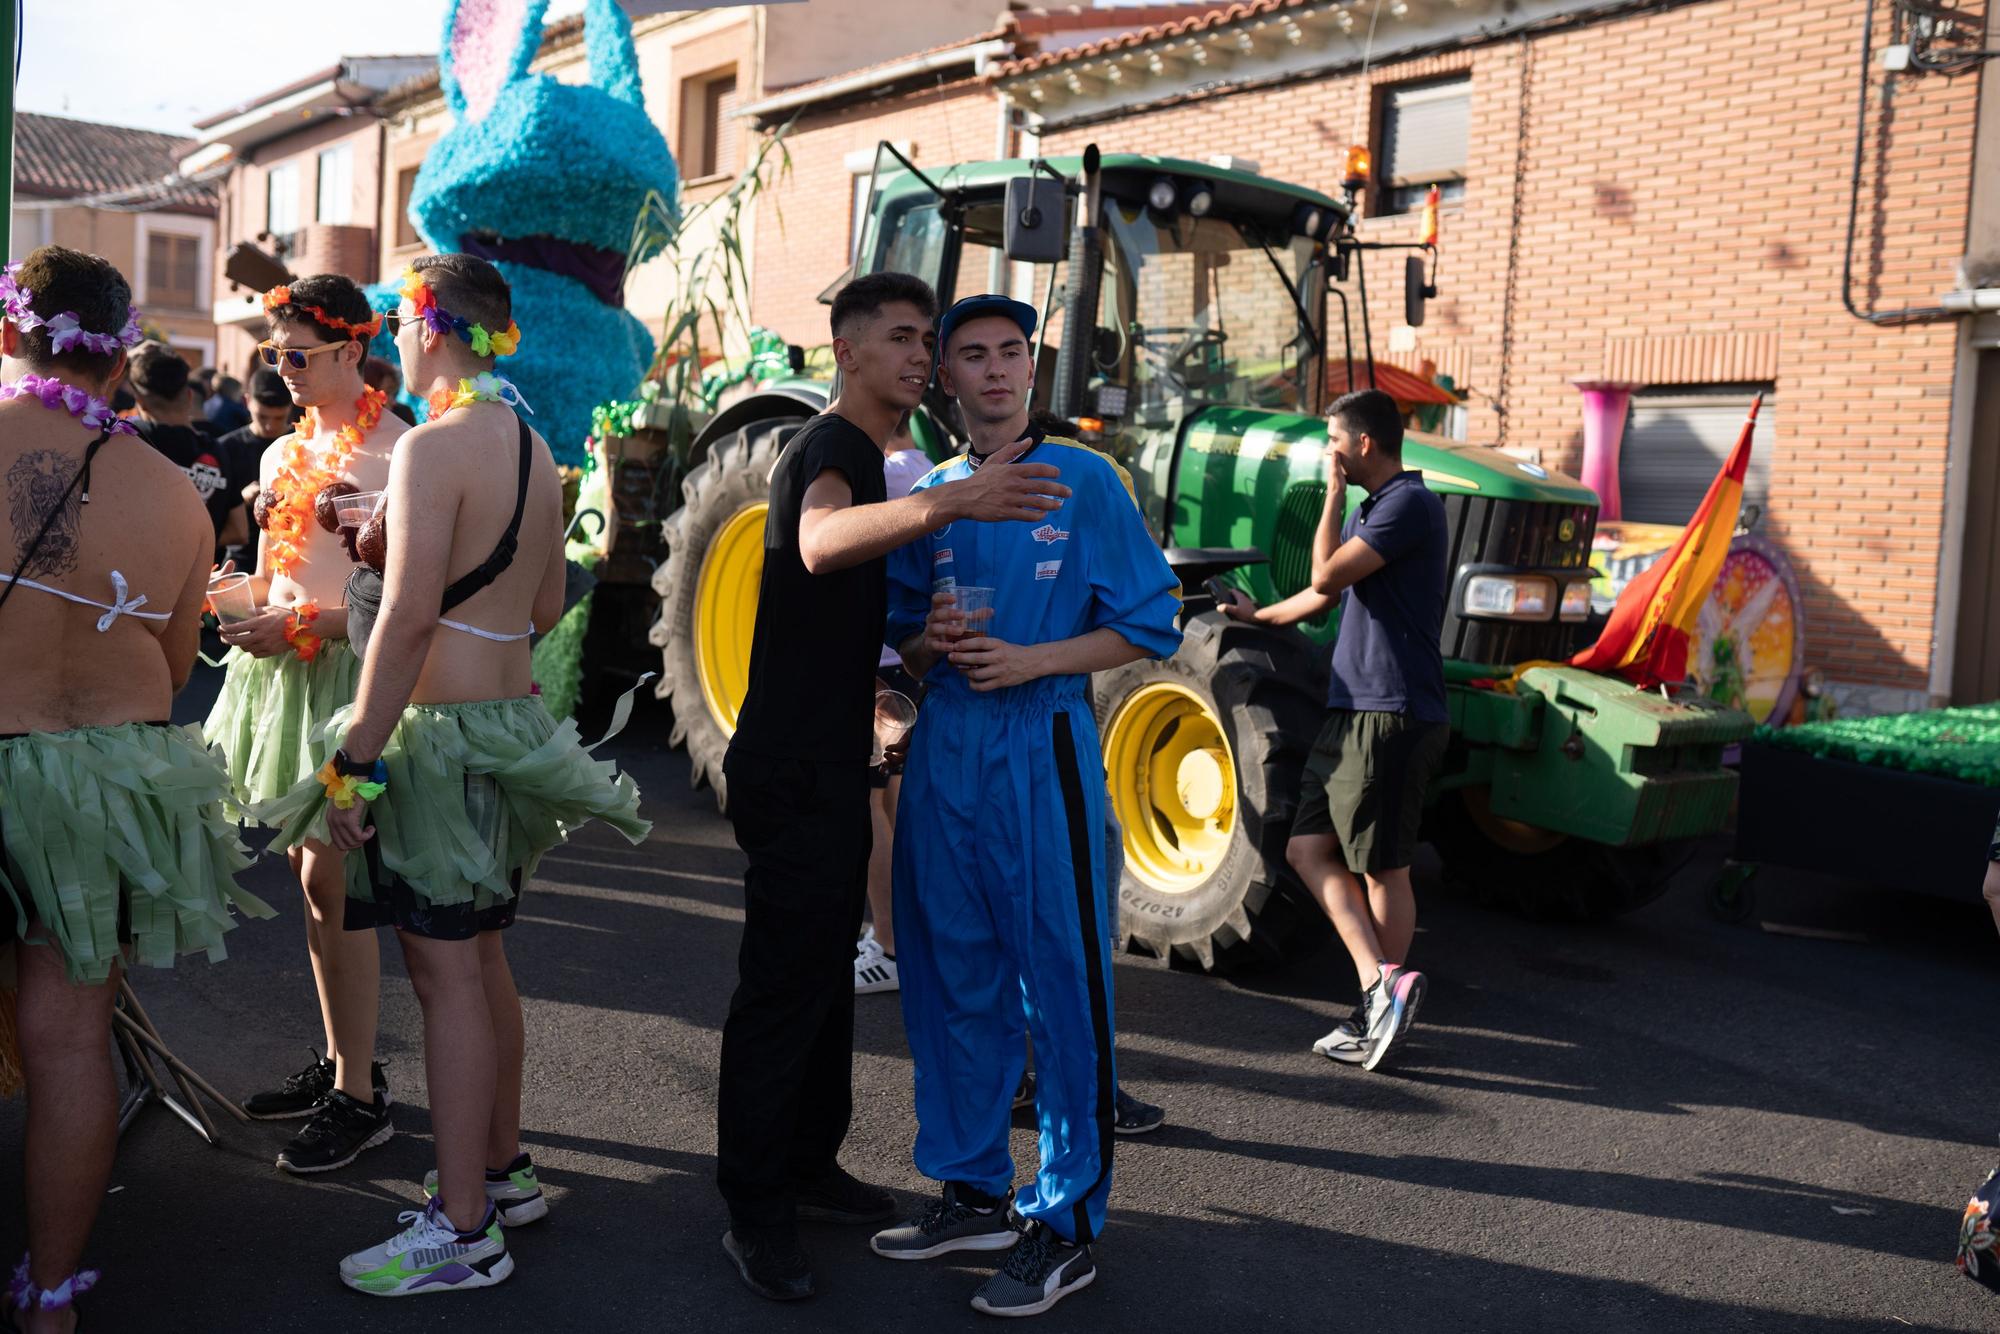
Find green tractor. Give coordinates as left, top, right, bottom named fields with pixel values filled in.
left=649, top=143, right=1752, bottom=970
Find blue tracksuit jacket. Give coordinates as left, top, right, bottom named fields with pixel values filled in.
left=885, top=434, right=1182, bottom=1245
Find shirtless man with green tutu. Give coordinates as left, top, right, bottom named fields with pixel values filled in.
left=256, top=252, right=650, bottom=1297
left=0, top=245, right=271, bottom=1332
left=203, top=273, right=411, bottom=1175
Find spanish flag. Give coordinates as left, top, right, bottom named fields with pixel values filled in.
left=1571, top=395, right=1760, bottom=689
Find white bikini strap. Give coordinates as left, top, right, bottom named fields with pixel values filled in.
left=437, top=616, right=535, bottom=643
left=0, top=568, right=169, bottom=631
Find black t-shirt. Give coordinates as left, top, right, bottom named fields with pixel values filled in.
left=134, top=419, right=244, bottom=538
left=215, top=425, right=275, bottom=498
left=729, top=412, right=888, bottom=765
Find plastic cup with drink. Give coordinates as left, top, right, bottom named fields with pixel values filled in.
left=206, top=572, right=257, bottom=623
left=872, top=689, right=918, bottom=768
left=332, top=490, right=385, bottom=532
left=950, top=585, right=995, bottom=641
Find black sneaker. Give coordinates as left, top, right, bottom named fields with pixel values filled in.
left=1012, top=1072, right=1036, bottom=1110
left=722, top=1224, right=814, bottom=1301
left=870, top=1183, right=1019, bottom=1260
left=794, top=1164, right=897, bottom=1224
left=276, top=1089, right=393, bottom=1174
left=970, top=1220, right=1096, bottom=1317
left=1112, top=1088, right=1165, bottom=1135
left=244, top=1050, right=390, bottom=1120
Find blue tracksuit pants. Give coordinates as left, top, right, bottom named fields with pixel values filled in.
left=892, top=677, right=1118, bottom=1245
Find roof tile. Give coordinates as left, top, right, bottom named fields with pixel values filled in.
left=16, top=112, right=216, bottom=211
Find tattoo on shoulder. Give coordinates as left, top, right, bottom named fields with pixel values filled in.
left=7, top=450, right=84, bottom=579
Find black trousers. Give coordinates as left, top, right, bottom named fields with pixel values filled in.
left=716, top=745, right=872, bottom=1229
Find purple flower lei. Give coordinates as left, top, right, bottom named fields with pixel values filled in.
left=0, top=372, right=138, bottom=436
left=0, top=262, right=145, bottom=357
left=9, top=1254, right=100, bottom=1313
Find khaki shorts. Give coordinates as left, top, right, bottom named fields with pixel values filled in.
left=1291, top=710, right=1449, bottom=874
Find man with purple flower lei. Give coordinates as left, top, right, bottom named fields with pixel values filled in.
left=0, top=246, right=270, bottom=1333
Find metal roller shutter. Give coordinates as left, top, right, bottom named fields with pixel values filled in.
left=1622, top=385, right=1775, bottom=526
left=1381, top=78, right=1469, bottom=188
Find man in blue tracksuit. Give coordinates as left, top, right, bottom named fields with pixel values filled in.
left=870, top=295, right=1181, bottom=1318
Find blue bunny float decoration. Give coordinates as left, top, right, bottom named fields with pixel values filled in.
left=368, top=0, right=678, bottom=467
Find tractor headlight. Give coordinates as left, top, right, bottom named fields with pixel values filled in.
left=1559, top=580, right=1593, bottom=622
left=1148, top=178, right=1178, bottom=212
left=1462, top=574, right=1556, bottom=621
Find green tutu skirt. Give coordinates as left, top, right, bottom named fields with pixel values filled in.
left=202, top=641, right=361, bottom=817
left=258, top=696, right=650, bottom=914
left=0, top=723, right=273, bottom=985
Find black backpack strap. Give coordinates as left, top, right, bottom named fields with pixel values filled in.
left=0, top=427, right=113, bottom=624
left=439, top=415, right=533, bottom=615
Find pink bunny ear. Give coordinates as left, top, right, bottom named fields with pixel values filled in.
left=440, top=0, right=552, bottom=124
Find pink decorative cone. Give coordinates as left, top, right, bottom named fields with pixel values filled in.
left=1573, top=380, right=1637, bottom=521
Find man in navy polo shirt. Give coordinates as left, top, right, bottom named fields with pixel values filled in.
left=1219, top=388, right=1448, bottom=1071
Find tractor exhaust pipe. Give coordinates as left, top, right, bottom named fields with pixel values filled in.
left=1054, top=145, right=1103, bottom=423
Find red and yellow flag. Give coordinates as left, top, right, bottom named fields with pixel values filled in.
left=1570, top=394, right=1760, bottom=689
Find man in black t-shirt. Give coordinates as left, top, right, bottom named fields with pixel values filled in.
left=127, top=341, right=247, bottom=554
left=715, top=273, right=1071, bottom=1304
left=214, top=369, right=295, bottom=568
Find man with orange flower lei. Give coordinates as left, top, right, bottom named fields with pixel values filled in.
left=201, top=273, right=410, bottom=1176
left=256, top=252, right=647, bottom=1296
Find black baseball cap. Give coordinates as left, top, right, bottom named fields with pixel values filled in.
left=936, top=294, right=1037, bottom=357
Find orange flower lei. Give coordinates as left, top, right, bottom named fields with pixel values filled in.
left=283, top=601, right=322, bottom=661
left=264, top=386, right=388, bottom=580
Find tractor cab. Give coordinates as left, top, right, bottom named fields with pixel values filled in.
left=847, top=144, right=1343, bottom=495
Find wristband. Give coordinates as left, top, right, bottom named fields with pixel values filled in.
left=318, top=750, right=387, bottom=809
left=284, top=601, right=323, bottom=662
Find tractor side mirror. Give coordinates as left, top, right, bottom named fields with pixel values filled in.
left=1404, top=254, right=1429, bottom=328
left=1005, top=176, right=1068, bottom=263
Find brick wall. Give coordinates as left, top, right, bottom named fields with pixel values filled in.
left=1026, top=0, right=1979, bottom=694
left=750, top=77, right=1001, bottom=346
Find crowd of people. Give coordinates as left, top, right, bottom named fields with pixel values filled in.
left=0, top=243, right=1455, bottom=1326
left=0, top=245, right=642, bottom=1328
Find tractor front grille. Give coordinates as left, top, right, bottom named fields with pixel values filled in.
left=1440, top=493, right=1598, bottom=667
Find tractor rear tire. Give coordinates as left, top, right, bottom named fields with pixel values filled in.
left=1093, top=613, right=1327, bottom=973
left=1429, top=786, right=1682, bottom=921
left=650, top=417, right=803, bottom=811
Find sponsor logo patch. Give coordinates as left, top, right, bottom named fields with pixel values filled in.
left=1035, top=560, right=1062, bottom=580
left=934, top=548, right=953, bottom=564
left=1030, top=524, right=1070, bottom=545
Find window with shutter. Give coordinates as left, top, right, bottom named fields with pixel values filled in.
left=681, top=67, right=739, bottom=180
left=266, top=163, right=300, bottom=249
left=1377, top=76, right=1470, bottom=215
left=394, top=167, right=421, bottom=248
left=146, top=232, right=200, bottom=310
left=1622, top=385, right=1776, bottom=526
left=711, top=75, right=740, bottom=177
left=316, top=146, right=353, bottom=225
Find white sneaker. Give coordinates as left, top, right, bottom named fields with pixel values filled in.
left=339, top=1198, right=512, bottom=1296
left=854, top=937, right=899, bottom=994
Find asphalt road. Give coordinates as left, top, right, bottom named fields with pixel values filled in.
left=3, top=670, right=1998, bottom=1332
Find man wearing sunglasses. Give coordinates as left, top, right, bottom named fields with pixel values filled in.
left=204, top=274, right=410, bottom=1176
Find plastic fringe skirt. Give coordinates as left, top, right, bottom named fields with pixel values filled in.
left=257, top=696, right=650, bottom=913
left=0, top=723, right=272, bottom=987
left=202, top=640, right=362, bottom=817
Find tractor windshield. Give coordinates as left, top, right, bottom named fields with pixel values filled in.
left=1095, top=201, right=1319, bottom=421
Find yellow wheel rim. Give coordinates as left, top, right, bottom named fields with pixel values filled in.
left=1103, top=682, right=1237, bottom=893
left=693, top=501, right=767, bottom=736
